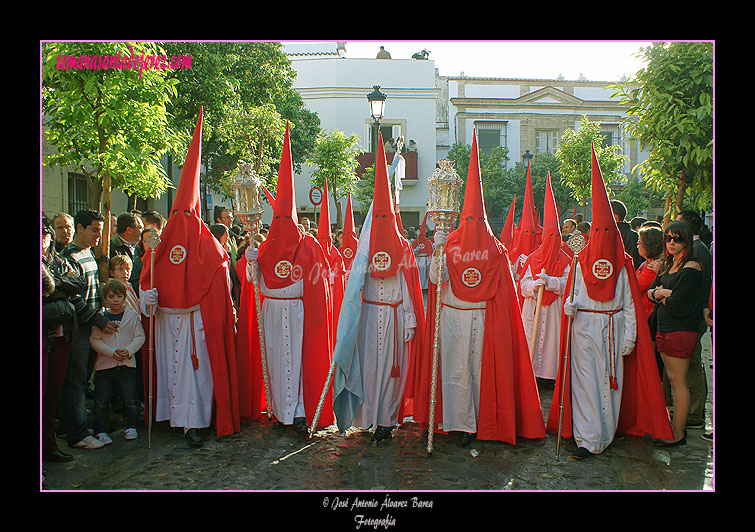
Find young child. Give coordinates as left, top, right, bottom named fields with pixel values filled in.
left=90, top=279, right=145, bottom=443
left=108, top=255, right=140, bottom=313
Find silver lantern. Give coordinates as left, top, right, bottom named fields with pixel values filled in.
left=229, top=162, right=264, bottom=232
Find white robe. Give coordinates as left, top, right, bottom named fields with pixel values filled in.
left=520, top=265, right=570, bottom=380
left=352, top=271, right=416, bottom=429
left=142, top=302, right=214, bottom=430
left=141, top=263, right=235, bottom=430
left=568, top=263, right=637, bottom=454
left=429, top=254, right=486, bottom=434
left=259, top=275, right=306, bottom=425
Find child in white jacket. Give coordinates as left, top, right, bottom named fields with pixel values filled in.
left=90, top=279, right=145, bottom=443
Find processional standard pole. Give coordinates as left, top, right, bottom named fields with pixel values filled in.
left=555, top=230, right=588, bottom=461
left=425, top=159, right=463, bottom=455
left=144, top=229, right=161, bottom=449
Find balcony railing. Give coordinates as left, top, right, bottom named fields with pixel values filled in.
left=355, top=151, right=418, bottom=180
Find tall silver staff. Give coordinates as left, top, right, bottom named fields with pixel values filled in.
left=144, top=229, right=161, bottom=448
left=309, top=352, right=335, bottom=438
left=229, top=163, right=273, bottom=420
left=555, top=230, right=587, bottom=461
left=426, top=159, right=463, bottom=455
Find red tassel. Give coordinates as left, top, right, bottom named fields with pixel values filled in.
left=192, top=352, right=199, bottom=371
left=610, top=376, right=618, bottom=390
left=391, top=365, right=401, bottom=378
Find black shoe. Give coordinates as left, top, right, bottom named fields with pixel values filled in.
left=185, top=428, right=203, bottom=448
left=372, top=426, right=393, bottom=442
left=653, top=431, right=687, bottom=448
left=293, top=417, right=308, bottom=434
left=457, top=432, right=476, bottom=447
left=571, top=447, right=592, bottom=460
left=43, top=450, right=74, bottom=463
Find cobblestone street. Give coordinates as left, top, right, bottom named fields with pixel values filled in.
left=42, top=332, right=713, bottom=497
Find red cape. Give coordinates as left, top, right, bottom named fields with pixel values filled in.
left=409, top=249, right=546, bottom=444
left=545, top=254, right=673, bottom=441
left=140, top=262, right=241, bottom=437
left=234, top=255, right=266, bottom=421
left=235, top=236, right=335, bottom=429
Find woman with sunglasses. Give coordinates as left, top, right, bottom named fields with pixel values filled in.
left=646, top=220, right=705, bottom=446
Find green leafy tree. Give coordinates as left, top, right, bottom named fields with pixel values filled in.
left=306, top=130, right=362, bottom=227
left=163, top=41, right=320, bottom=214
left=610, top=41, right=713, bottom=224
left=354, top=164, right=377, bottom=214
left=615, top=174, right=667, bottom=220
left=556, top=115, right=628, bottom=217
left=42, top=41, right=188, bottom=275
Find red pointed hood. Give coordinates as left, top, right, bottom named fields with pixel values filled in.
left=511, top=160, right=538, bottom=261
left=170, top=107, right=203, bottom=218
left=445, top=129, right=505, bottom=301
left=500, top=194, right=516, bottom=249
left=368, top=131, right=404, bottom=278
left=257, top=122, right=304, bottom=289
left=263, top=185, right=276, bottom=209
left=411, top=211, right=433, bottom=256
left=522, top=172, right=571, bottom=305
left=140, top=107, right=228, bottom=308
left=578, top=143, right=626, bottom=301
left=340, top=193, right=358, bottom=270
left=317, top=179, right=344, bottom=272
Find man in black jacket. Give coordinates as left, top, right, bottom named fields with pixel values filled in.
left=42, top=217, right=89, bottom=464
left=110, top=211, right=144, bottom=293
left=611, top=200, right=642, bottom=269
left=676, top=210, right=713, bottom=430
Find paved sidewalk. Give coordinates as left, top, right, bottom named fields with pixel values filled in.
left=41, top=332, right=714, bottom=493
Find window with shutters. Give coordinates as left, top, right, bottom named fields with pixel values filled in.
left=474, top=121, right=507, bottom=157
left=535, top=130, right=559, bottom=154
left=67, top=172, right=90, bottom=215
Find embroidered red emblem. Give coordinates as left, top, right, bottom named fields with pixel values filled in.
left=275, top=260, right=292, bottom=278
left=592, top=259, right=613, bottom=279
left=462, top=267, right=481, bottom=287
left=371, top=251, right=391, bottom=271
left=169, top=245, right=186, bottom=265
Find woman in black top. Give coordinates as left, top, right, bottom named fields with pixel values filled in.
left=647, top=220, right=704, bottom=447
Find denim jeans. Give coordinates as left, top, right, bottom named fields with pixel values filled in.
left=93, top=366, right=141, bottom=435
left=62, top=327, right=96, bottom=446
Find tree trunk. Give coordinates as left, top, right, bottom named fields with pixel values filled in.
left=335, top=198, right=343, bottom=229
left=675, top=169, right=688, bottom=214
left=663, top=195, right=673, bottom=230
left=95, top=170, right=112, bottom=282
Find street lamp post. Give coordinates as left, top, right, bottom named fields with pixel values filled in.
left=522, top=149, right=534, bottom=167
left=367, top=85, right=387, bottom=161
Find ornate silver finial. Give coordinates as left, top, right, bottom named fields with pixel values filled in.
left=567, top=230, right=588, bottom=255
left=144, top=229, right=161, bottom=250
left=229, top=162, right=264, bottom=230
left=427, top=159, right=463, bottom=231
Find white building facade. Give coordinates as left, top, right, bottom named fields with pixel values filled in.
left=286, top=44, right=439, bottom=231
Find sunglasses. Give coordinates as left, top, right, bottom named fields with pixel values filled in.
left=664, top=234, right=684, bottom=244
